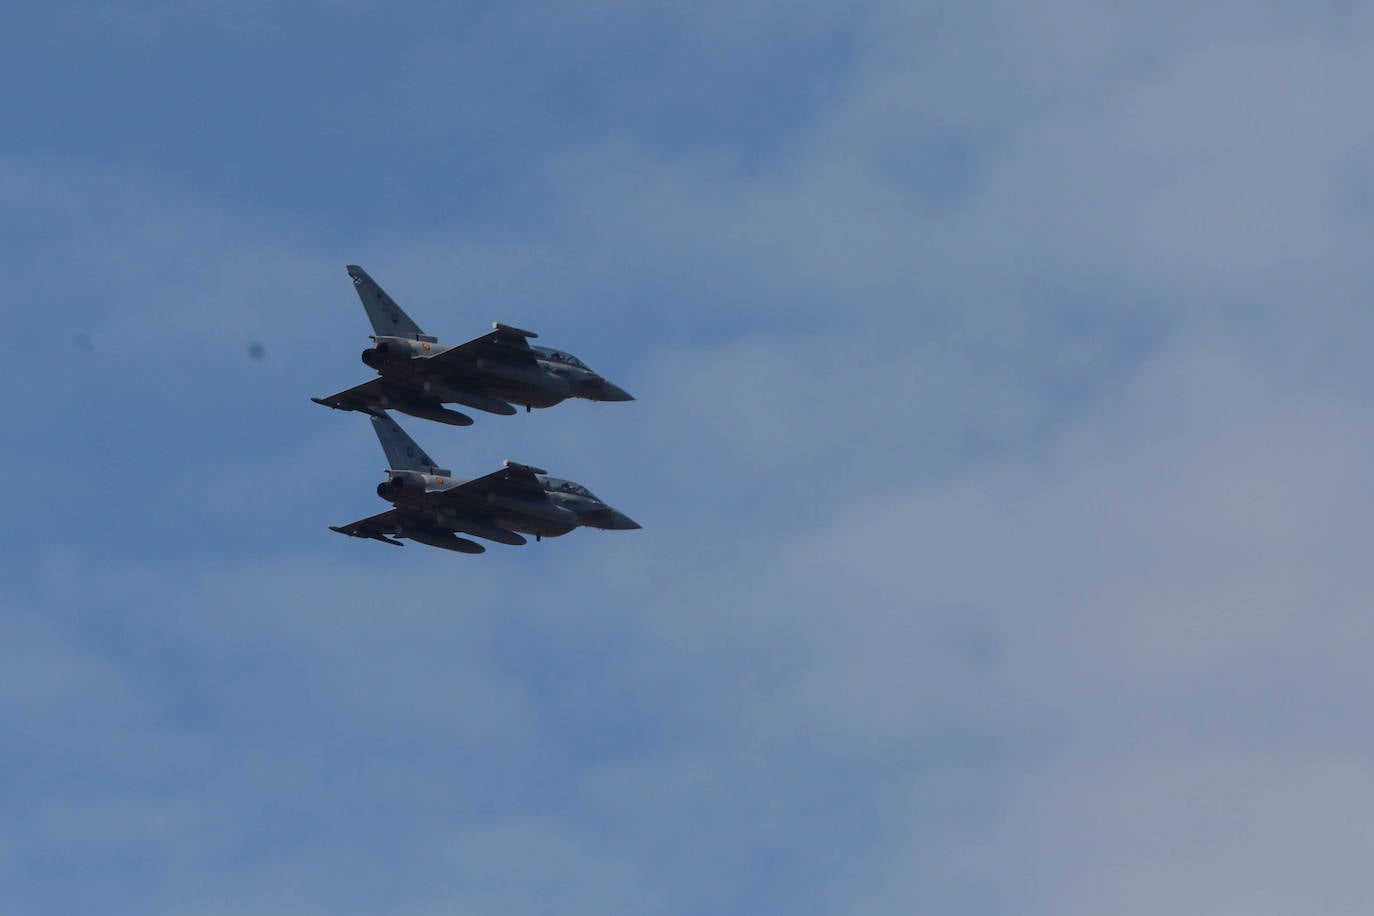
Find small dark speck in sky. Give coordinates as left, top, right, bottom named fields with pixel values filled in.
left=247, top=342, right=266, bottom=360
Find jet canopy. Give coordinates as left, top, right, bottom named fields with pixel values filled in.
left=533, top=346, right=590, bottom=370
left=540, top=476, right=598, bottom=500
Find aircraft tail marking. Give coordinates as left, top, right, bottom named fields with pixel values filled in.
left=346, top=265, right=431, bottom=341
left=369, top=411, right=450, bottom=475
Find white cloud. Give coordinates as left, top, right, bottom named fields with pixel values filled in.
left=7, top=1, right=1374, bottom=913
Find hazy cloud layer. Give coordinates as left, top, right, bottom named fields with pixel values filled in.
left=3, top=2, right=1374, bottom=913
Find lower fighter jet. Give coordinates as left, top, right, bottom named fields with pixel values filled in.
left=329, top=411, right=640, bottom=554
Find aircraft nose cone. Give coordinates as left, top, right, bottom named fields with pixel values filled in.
left=600, top=383, right=635, bottom=402
left=606, top=510, right=641, bottom=530
left=582, top=507, right=641, bottom=530
left=582, top=378, right=634, bottom=402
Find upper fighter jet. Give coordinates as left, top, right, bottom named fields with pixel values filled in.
left=330, top=411, right=641, bottom=554
left=313, top=265, right=634, bottom=426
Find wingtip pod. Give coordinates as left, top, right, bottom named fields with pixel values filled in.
left=493, top=322, right=538, bottom=339
left=503, top=459, right=549, bottom=475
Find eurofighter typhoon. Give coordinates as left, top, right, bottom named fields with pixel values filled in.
left=330, top=412, right=640, bottom=554
left=313, top=266, right=634, bottom=426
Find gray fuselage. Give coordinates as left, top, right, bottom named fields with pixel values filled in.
left=377, top=469, right=636, bottom=540
left=363, top=337, right=627, bottom=411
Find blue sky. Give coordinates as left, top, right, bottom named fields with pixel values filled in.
left=5, top=2, right=1374, bottom=913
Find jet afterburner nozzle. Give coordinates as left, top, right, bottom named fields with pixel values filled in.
left=377, top=475, right=417, bottom=501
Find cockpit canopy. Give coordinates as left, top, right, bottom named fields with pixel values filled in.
left=533, top=346, right=589, bottom=370
left=540, top=476, right=598, bottom=500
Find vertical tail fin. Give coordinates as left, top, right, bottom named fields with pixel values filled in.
left=369, top=412, right=451, bottom=475
left=346, top=265, right=431, bottom=340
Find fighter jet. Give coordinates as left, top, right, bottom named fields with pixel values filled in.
left=312, top=265, right=634, bottom=427
left=329, top=411, right=641, bottom=554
